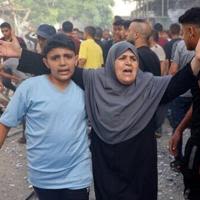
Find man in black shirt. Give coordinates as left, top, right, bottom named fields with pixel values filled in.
left=128, top=19, right=161, bottom=76
left=103, top=19, right=125, bottom=62
left=169, top=7, right=200, bottom=200
left=163, top=23, right=182, bottom=67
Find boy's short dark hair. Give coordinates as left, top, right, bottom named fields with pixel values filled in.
left=153, top=23, right=163, bottom=32
left=179, top=7, right=200, bottom=26
left=0, top=22, right=11, bottom=29
left=123, top=20, right=132, bottom=30
left=150, top=30, right=159, bottom=42
left=113, top=19, right=124, bottom=26
left=43, top=33, right=76, bottom=57
left=95, top=27, right=103, bottom=38
left=62, top=21, right=73, bottom=33
left=84, top=26, right=96, bottom=38
left=169, top=23, right=181, bottom=35
left=114, top=15, right=122, bottom=22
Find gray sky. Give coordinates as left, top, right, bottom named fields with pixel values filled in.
left=112, top=0, right=136, bottom=16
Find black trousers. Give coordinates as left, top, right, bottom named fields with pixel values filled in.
left=2, top=68, right=16, bottom=91
left=33, top=186, right=89, bottom=200
left=181, top=137, right=200, bottom=200
left=171, top=97, right=192, bottom=161
left=90, top=119, right=158, bottom=200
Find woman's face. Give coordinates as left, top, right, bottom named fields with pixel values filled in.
left=114, top=49, right=138, bottom=85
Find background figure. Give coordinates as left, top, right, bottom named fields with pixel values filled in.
left=163, top=23, right=182, bottom=70
left=36, top=24, right=56, bottom=54
left=62, top=21, right=80, bottom=55
left=103, top=18, right=125, bottom=61
left=149, top=30, right=168, bottom=76
left=78, top=26, right=103, bottom=69
left=0, top=22, right=27, bottom=92
left=102, top=29, right=111, bottom=42
left=0, top=22, right=27, bottom=51
left=122, top=20, right=132, bottom=40
left=153, top=23, right=168, bottom=47
left=128, top=19, right=161, bottom=76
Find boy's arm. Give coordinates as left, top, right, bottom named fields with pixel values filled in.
left=0, top=81, right=28, bottom=143
left=0, top=123, right=10, bottom=149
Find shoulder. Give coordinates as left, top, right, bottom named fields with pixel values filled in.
left=16, top=37, right=26, bottom=45
left=156, top=45, right=166, bottom=55
left=81, top=40, right=88, bottom=46
left=16, top=76, right=48, bottom=99
left=93, top=43, right=103, bottom=53
left=83, top=68, right=105, bottom=84
left=20, top=75, right=45, bottom=88
left=172, top=40, right=184, bottom=51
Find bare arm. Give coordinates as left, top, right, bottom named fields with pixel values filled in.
left=0, top=123, right=10, bottom=149
left=0, top=69, right=20, bottom=82
left=78, top=58, right=87, bottom=68
left=168, top=62, right=179, bottom=75
left=160, top=60, right=168, bottom=75
left=169, top=105, right=193, bottom=156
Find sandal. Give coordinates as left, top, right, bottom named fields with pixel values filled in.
left=170, top=160, right=182, bottom=172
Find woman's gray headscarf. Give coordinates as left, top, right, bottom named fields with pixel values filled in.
left=83, top=41, right=171, bottom=144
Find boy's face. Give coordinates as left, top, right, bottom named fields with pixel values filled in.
left=43, top=47, right=77, bottom=83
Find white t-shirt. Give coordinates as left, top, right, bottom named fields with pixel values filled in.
left=151, top=44, right=166, bottom=61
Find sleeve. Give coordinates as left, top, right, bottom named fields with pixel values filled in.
left=0, top=82, right=29, bottom=127
left=171, top=43, right=180, bottom=64
left=78, top=42, right=87, bottom=59
left=72, top=67, right=85, bottom=90
left=17, top=49, right=50, bottom=75
left=159, top=47, right=166, bottom=61
left=18, top=37, right=27, bottom=50
left=160, top=63, right=197, bottom=104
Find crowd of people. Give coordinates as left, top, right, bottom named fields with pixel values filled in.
left=0, top=6, right=200, bottom=200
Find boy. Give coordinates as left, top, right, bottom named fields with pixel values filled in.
left=0, top=33, right=92, bottom=200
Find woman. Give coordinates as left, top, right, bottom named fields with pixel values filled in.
left=81, top=42, right=197, bottom=200
left=0, top=38, right=200, bottom=200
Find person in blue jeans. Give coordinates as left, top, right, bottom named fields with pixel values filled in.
left=0, top=34, right=92, bottom=200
